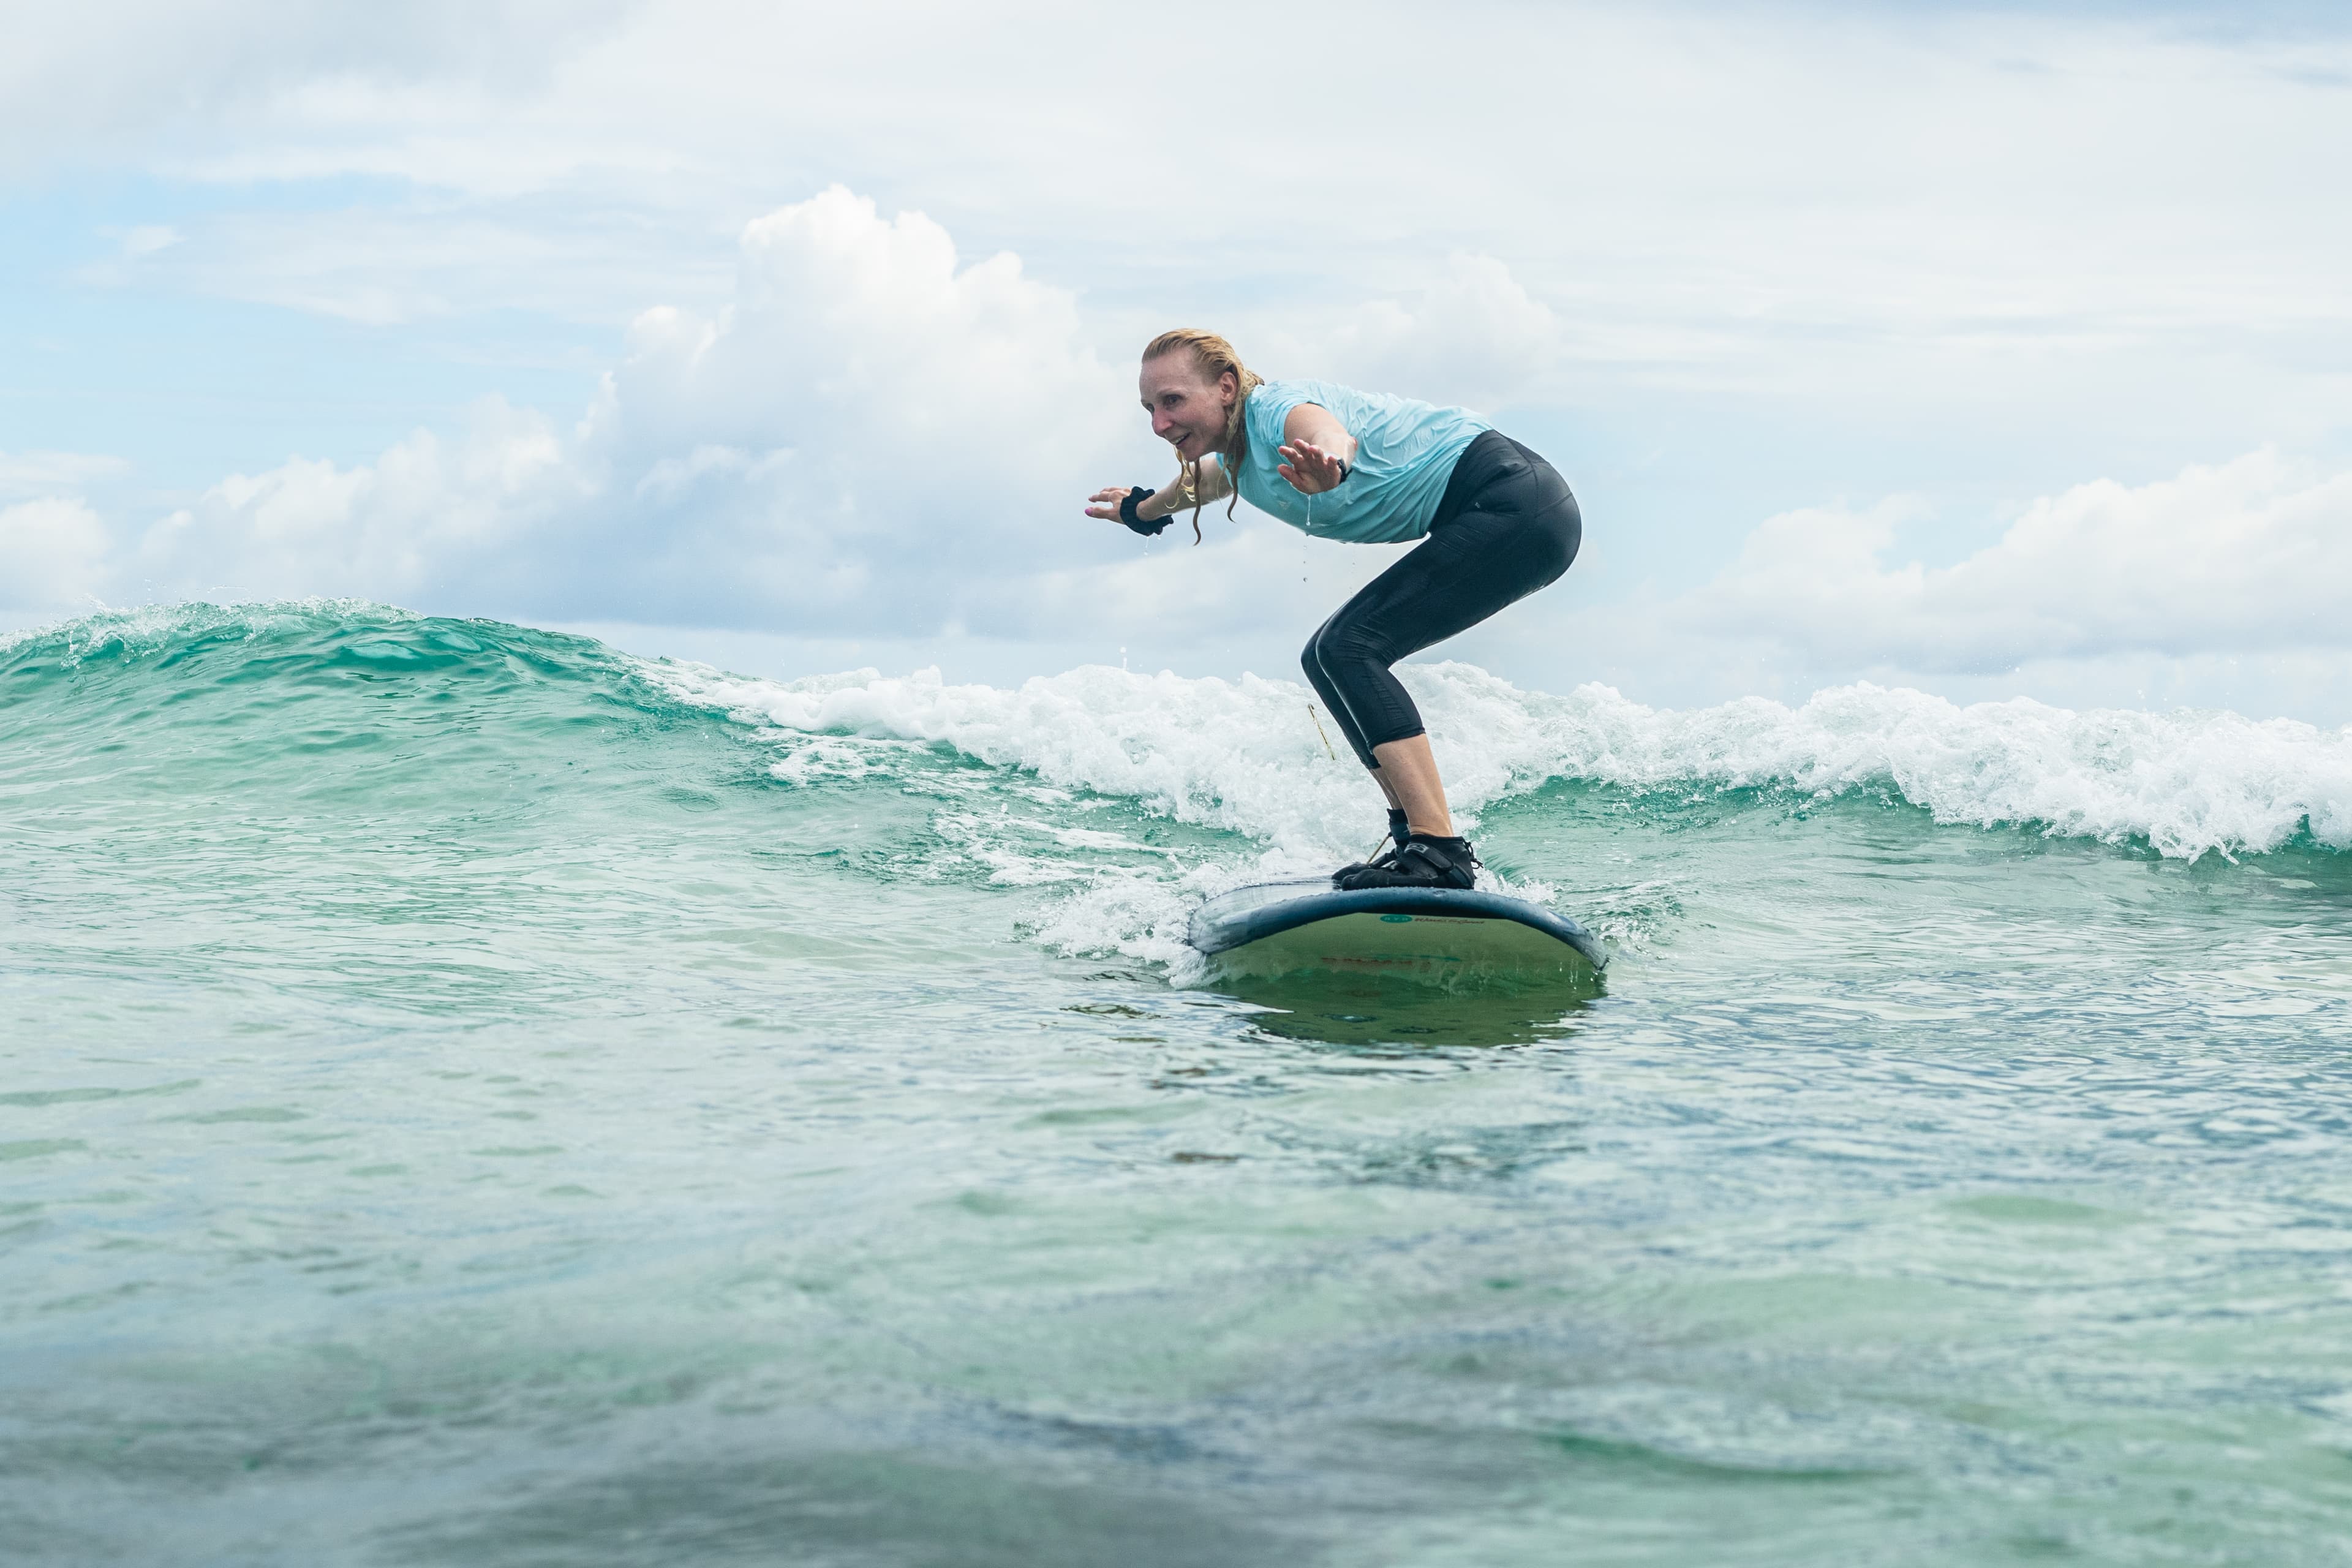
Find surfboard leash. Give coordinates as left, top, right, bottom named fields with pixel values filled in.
left=1306, top=703, right=1338, bottom=762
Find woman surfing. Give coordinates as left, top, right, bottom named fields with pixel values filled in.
left=1085, top=329, right=1582, bottom=891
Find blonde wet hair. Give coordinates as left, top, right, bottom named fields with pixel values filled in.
left=1143, top=328, right=1262, bottom=543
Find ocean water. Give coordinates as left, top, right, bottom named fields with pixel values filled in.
left=6, top=600, right=2352, bottom=1566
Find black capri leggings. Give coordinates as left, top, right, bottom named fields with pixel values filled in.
left=1301, top=430, right=1581, bottom=771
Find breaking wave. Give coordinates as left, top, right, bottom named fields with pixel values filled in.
left=645, top=658, right=2352, bottom=864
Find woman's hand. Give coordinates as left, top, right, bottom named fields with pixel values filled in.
left=1085, top=484, right=1145, bottom=523
left=1277, top=439, right=1349, bottom=495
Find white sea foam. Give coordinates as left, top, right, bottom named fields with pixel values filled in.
left=1588, top=681, right=2352, bottom=861
left=643, top=658, right=2352, bottom=862
left=639, top=657, right=2352, bottom=973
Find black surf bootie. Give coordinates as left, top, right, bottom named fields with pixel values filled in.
left=1334, top=809, right=1411, bottom=881
left=1335, top=833, right=1479, bottom=892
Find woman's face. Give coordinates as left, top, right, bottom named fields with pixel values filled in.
left=1140, top=354, right=1235, bottom=462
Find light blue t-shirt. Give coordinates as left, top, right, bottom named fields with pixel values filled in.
left=1222, top=379, right=1492, bottom=545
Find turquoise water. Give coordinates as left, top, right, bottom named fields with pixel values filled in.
left=6, top=601, right=2352, bottom=1566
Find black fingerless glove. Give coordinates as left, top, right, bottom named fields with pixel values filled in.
left=1118, top=486, right=1171, bottom=537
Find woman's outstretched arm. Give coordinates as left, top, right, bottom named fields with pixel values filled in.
left=1084, top=456, right=1232, bottom=526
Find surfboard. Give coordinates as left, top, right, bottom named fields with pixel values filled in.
left=1188, top=876, right=1607, bottom=985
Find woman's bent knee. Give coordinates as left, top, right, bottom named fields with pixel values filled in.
left=1313, top=611, right=1401, bottom=674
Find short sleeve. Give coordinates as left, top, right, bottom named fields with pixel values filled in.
left=1244, top=381, right=1309, bottom=462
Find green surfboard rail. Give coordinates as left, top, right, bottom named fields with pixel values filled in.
left=1189, top=877, right=1607, bottom=982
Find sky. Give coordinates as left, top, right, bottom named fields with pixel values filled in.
left=4, top=0, right=2350, bottom=720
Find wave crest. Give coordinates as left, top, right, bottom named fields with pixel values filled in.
left=644, top=659, right=2352, bottom=861
left=10, top=601, right=2340, bottom=865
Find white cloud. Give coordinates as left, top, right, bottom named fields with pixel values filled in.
left=1294, top=255, right=1566, bottom=414
left=0, top=451, right=132, bottom=499
left=0, top=499, right=111, bottom=618
left=121, top=224, right=182, bottom=257
left=103, top=205, right=705, bottom=326
left=92, top=3, right=2352, bottom=420
left=0, top=0, right=637, bottom=168
left=135, top=398, right=576, bottom=603
left=124, top=187, right=1138, bottom=633
left=1679, top=450, right=2352, bottom=671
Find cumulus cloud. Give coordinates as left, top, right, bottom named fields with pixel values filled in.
left=560, top=187, right=1133, bottom=628
left=1, top=455, right=131, bottom=620
left=135, top=398, right=577, bottom=602
left=1682, top=450, right=2352, bottom=670
left=0, top=499, right=112, bottom=619
left=126, top=187, right=1138, bottom=634
left=1313, top=255, right=1565, bottom=413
